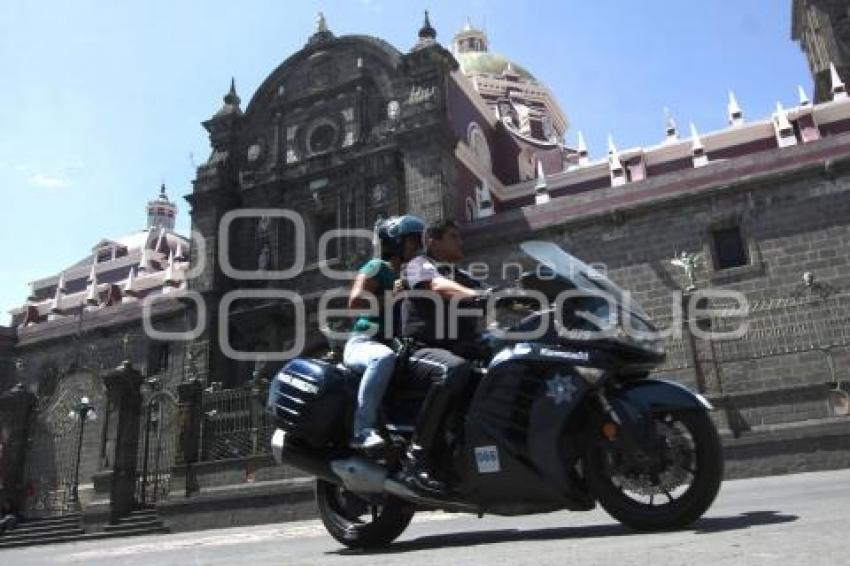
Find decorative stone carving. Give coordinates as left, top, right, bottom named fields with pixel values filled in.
left=43, top=371, right=106, bottom=437
left=407, top=85, right=437, bottom=105
left=670, top=251, right=704, bottom=292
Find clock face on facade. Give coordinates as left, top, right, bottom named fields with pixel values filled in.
left=308, top=122, right=337, bottom=154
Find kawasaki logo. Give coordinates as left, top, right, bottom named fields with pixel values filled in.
left=539, top=348, right=590, bottom=361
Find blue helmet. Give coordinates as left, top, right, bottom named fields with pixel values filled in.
left=375, top=215, right=425, bottom=257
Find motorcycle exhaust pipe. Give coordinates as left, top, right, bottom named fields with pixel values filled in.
left=272, top=429, right=479, bottom=513
left=271, top=429, right=338, bottom=483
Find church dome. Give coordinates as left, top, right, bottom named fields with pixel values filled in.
left=455, top=51, right=537, bottom=82
left=451, top=20, right=538, bottom=83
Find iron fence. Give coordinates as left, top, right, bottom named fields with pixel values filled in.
left=711, top=292, right=850, bottom=365
left=200, top=387, right=273, bottom=461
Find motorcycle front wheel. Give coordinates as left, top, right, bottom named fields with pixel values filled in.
left=584, top=409, right=723, bottom=531
left=315, top=479, right=415, bottom=549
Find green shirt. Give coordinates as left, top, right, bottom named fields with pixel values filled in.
left=351, top=258, right=397, bottom=336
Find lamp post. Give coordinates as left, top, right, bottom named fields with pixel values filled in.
left=68, top=396, right=97, bottom=506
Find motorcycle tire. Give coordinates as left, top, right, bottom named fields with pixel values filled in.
left=316, top=478, right=415, bottom=549
left=584, top=409, right=723, bottom=531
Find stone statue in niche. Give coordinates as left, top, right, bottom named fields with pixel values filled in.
left=387, top=100, right=400, bottom=121
left=256, top=216, right=273, bottom=271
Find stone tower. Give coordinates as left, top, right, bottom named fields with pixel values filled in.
left=792, top=0, right=850, bottom=102
left=185, top=13, right=461, bottom=387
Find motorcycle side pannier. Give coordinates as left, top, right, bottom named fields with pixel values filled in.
left=266, top=358, right=352, bottom=447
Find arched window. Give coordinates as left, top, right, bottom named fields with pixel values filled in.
left=467, top=122, right=492, bottom=172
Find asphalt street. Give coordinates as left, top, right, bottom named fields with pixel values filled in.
left=2, top=468, right=848, bottom=565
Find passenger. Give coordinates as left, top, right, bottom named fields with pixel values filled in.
left=344, top=215, right=425, bottom=450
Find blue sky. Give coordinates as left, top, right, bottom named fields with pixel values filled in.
left=0, top=1, right=809, bottom=324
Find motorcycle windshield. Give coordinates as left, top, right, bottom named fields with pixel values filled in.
left=519, top=240, right=650, bottom=322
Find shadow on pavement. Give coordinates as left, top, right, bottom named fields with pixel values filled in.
left=691, top=510, right=798, bottom=534
left=330, top=510, right=799, bottom=555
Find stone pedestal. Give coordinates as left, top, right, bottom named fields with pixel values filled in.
left=0, top=385, right=36, bottom=514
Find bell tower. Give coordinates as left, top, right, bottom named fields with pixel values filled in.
left=793, top=0, right=850, bottom=102
left=147, top=184, right=177, bottom=230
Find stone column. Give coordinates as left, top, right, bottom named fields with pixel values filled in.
left=680, top=291, right=708, bottom=394
left=0, top=384, right=37, bottom=514
left=102, top=362, right=143, bottom=522
left=175, top=379, right=202, bottom=496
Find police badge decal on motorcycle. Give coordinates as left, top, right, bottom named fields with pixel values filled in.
left=546, top=374, right=578, bottom=405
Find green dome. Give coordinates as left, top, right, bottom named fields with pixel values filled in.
left=455, top=51, right=537, bottom=82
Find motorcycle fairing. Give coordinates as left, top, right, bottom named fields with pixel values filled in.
left=459, top=343, right=600, bottom=509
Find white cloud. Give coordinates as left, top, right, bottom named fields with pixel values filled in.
left=29, top=173, right=69, bottom=189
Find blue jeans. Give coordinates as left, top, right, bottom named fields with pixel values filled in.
left=343, top=335, right=398, bottom=435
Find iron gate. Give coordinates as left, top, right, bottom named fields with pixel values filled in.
left=200, top=388, right=273, bottom=461
left=21, top=371, right=106, bottom=518
left=136, top=390, right=178, bottom=505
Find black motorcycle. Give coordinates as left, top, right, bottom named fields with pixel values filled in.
left=266, top=241, right=723, bottom=548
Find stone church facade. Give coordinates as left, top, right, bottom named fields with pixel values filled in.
left=1, top=9, right=850, bottom=531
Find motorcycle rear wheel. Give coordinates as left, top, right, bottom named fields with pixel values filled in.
left=584, top=409, right=723, bottom=531
left=315, top=479, right=415, bottom=549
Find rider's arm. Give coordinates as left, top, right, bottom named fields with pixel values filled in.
left=428, top=276, right=481, bottom=300
left=405, top=256, right=485, bottom=301
left=347, top=273, right=379, bottom=310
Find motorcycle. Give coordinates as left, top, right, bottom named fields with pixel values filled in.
left=266, top=241, right=723, bottom=548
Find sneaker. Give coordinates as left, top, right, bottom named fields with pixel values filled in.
left=350, top=429, right=386, bottom=450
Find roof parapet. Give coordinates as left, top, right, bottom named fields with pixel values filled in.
left=608, top=135, right=626, bottom=187
left=830, top=62, right=848, bottom=100
left=534, top=161, right=550, bottom=204
left=773, top=102, right=798, bottom=148
left=728, top=91, right=744, bottom=127
left=690, top=122, right=709, bottom=168
left=798, top=85, right=811, bottom=107
left=576, top=131, right=590, bottom=165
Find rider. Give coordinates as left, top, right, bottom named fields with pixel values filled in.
left=344, top=215, right=425, bottom=450
left=400, top=219, right=487, bottom=492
